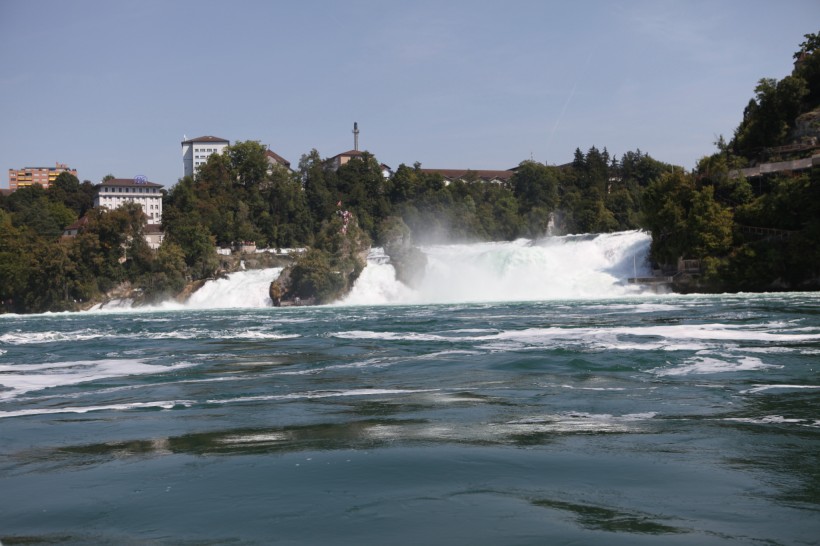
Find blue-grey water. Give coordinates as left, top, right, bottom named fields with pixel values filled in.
left=1, top=235, right=819, bottom=545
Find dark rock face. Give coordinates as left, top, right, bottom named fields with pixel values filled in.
left=385, top=243, right=427, bottom=288
left=269, top=212, right=371, bottom=306
left=380, top=216, right=427, bottom=288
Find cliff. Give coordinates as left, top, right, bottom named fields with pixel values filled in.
left=269, top=210, right=371, bottom=305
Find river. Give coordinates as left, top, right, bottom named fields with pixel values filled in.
left=1, top=231, right=818, bottom=544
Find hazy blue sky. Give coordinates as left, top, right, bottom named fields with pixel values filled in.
left=1, top=0, right=818, bottom=188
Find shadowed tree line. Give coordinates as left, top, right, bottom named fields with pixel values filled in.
left=641, top=31, right=820, bottom=290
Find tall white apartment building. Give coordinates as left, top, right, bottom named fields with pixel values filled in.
left=181, top=135, right=230, bottom=177
left=95, top=177, right=164, bottom=224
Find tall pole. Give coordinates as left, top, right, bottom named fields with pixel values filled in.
left=353, top=122, right=359, bottom=151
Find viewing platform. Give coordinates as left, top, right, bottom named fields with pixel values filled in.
left=729, top=154, right=820, bottom=178
left=628, top=276, right=674, bottom=285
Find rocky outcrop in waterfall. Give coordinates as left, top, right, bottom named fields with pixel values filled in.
left=269, top=210, right=371, bottom=305
left=380, top=216, right=427, bottom=288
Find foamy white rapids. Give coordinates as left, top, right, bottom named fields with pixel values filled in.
left=0, top=359, right=194, bottom=401
left=78, top=232, right=648, bottom=310
left=176, top=267, right=281, bottom=309
left=333, top=322, right=820, bottom=352
left=653, top=355, right=779, bottom=376
left=344, top=230, right=652, bottom=305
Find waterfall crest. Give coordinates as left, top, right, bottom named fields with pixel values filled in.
left=343, top=230, right=652, bottom=305
left=104, top=230, right=653, bottom=311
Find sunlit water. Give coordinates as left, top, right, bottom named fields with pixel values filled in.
left=1, top=233, right=819, bottom=545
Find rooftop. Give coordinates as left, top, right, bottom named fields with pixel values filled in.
left=97, top=177, right=164, bottom=188
left=419, top=168, right=515, bottom=181
left=330, top=149, right=366, bottom=160
left=181, top=135, right=230, bottom=145
left=265, top=149, right=291, bottom=167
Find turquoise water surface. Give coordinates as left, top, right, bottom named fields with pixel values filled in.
left=1, top=293, right=819, bottom=544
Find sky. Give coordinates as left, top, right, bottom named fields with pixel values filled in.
left=1, top=0, right=818, bottom=188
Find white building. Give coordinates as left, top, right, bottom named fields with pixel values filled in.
left=181, top=135, right=230, bottom=177
left=95, top=177, right=164, bottom=224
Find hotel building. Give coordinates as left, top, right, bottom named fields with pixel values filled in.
left=181, top=135, right=230, bottom=177
left=95, top=177, right=164, bottom=224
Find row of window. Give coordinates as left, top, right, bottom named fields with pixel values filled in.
left=100, top=197, right=159, bottom=205
left=101, top=187, right=159, bottom=194
left=98, top=199, right=161, bottom=218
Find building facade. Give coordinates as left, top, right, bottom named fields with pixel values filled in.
left=95, top=177, right=164, bottom=224
left=8, top=162, right=77, bottom=191
left=327, top=149, right=365, bottom=171
left=181, top=135, right=230, bottom=177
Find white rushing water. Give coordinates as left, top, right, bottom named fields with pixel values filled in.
left=343, top=230, right=652, bottom=305
left=182, top=267, right=282, bottom=309
left=100, top=230, right=652, bottom=311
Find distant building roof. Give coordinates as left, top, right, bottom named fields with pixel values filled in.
left=15, top=165, right=75, bottom=171
left=62, top=215, right=90, bottom=237
left=419, top=168, right=515, bottom=182
left=64, top=216, right=89, bottom=231
left=265, top=149, right=291, bottom=168
left=97, top=177, right=164, bottom=188
left=330, top=149, right=366, bottom=160
left=181, top=135, right=230, bottom=145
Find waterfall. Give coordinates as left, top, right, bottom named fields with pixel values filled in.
left=343, top=230, right=652, bottom=305
left=181, top=268, right=282, bottom=309
left=100, top=230, right=653, bottom=311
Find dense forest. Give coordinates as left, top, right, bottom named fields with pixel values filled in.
left=642, top=31, right=820, bottom=290
left=0, top=142, right=669, bottom=313
left=1, top=31, right=818, bottom=313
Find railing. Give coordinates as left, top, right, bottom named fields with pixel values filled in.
left=729, top=154, right=819, bottom=178
left=738, top=225, right=796, bottom=239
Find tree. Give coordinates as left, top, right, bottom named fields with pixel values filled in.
left=49, top=172, right=94, bottom=216
left=166, top=216, right=218, bottom=280
left=0, top=211, right=28, bottom=311
left=793, top=31, right=820, bottom=108
left=687, top=186, right=734, bottom=259
left=300, top=149, right=336, bottom=229
left=641, top=168, right=695, bottom=265
left=264, top=167, right=312, bottom=247
left=5, top=184, right=77, bottom=238
left=139, top=241, right=188, bottom=301
left=732, top=76, right=808, bottom=158
left=335, top=152, right=390, bottom=239
left=228, top=140, right=269, bottom=189
left=511, top=160, right=559, bottom=228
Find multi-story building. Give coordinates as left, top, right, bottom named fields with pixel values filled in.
left=94, top=176, right=164, bottom=224
left=181, top=135, right=230, bottom=177
left=64, top=177, right=165, bottom=249
left=8, top=162, right=77, bottom=191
